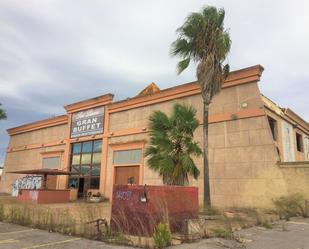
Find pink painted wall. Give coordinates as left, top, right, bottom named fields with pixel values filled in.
left=111, top=185, right=198, bottom=236
left=17, top=189, right=70, bottom=204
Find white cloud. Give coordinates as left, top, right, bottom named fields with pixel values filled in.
left=0, top=0, right=308, bottom=122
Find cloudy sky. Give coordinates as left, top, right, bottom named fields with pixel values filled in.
left=0, top=0, right=308, bottom=164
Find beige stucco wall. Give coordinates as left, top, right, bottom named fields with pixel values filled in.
left=107, top=82, right=277, bottom=207
left=201, top=82, right=285, bottom=208
left=0, top=124, right=67, bottom=193
left=107, top=81, right=309, bottom=209
left=279, top=163, right=309, bottom=197
left=107, top=95, right=204, bottom=200
left=8, top=125, right=67, bottom=148
left=2, top=80, right=309, bottom=209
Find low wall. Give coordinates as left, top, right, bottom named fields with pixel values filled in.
left=0, top=196, right=111, bottom=237
left=279, top=161, right=309, bottom=196
left=111, top=185, right=198, bottom=236
left=17, top=189, right=70, bottom=204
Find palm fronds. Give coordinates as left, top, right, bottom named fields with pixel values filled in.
left=171, top=5, right=231, bottom=100
left=145, top=104, right=202, bottom=185
left=0, top=103, right=7, bottom=120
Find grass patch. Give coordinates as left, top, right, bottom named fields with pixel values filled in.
left=9, top=205, right=31, bottom=226
left=100, top=227, right=132, bottom=246
left=200, top=207, right=222, bottom=216
left=0, top=202, right=111, bottom=240
left=273, top=193, right=307, bottom=220
left=211, top=227, right=233, bottom=239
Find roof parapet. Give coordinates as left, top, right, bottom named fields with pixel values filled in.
left=64, top=93, right=114, bottom=113
left=109, top=64, right=264, bottom=112
left=7, top=115, right=68, bottom=136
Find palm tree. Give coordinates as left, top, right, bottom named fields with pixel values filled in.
left=145, top=103, right=202, bottom=185
left=170, top=6, right=231, bottom=206
left=0, top=103, right=7, bottom=120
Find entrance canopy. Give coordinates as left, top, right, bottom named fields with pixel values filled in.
left=7, top=169, right=78, bottom=189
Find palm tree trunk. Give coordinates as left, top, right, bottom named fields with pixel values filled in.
left=203, top=100, right=211, bottom=207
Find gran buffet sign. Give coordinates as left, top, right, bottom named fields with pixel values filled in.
left=71, top=107, right=104, bottom=138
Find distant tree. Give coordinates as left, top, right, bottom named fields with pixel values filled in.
left=145, top=103, right=202, bottom=185
left=0, top=103, right=7, bottom=120
left=171, top=6, right=231, bottom=206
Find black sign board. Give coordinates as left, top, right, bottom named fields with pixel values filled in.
left=71, top=107, right=104, bottom=138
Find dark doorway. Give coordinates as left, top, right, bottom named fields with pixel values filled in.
left=78, top=178, right=84, bottom=197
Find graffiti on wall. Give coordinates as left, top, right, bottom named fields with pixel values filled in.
left=29, top=190, right=39, bottom=201
left=281, top=121, right=295, bottom=162
left=115, top=190, right=132, bottom=201
left=305, top=137, right=309, bottom=161
left=12, top=175, right=42, bottom=197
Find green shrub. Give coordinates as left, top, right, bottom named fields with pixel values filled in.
left=273, top=193, right=307, bottom=220
left=211, top=227, right=233, bottom=239
left=153, top=222, right=172, bottom=249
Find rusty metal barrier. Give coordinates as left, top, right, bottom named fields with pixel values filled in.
left=85, top=218, right=108, bottom=240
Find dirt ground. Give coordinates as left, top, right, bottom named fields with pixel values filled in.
left=1, top=217, right=309, bottom=249
left=172, top=217, right=309, bottom=249
left=235, top=217, right=309, bottom=249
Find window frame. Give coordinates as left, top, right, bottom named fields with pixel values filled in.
left=296, top=132, right=303, bottom=152
left=267, top=116, right=278, bottom=141
left=110, top=141, right=145, bottom=192
left=42, top=156, right=61, bottom=169
left=113, top=149, right=143, bottom=165
left=69, top=140, right=102, bottom=190
left=41, top=150, right=63, bottom=169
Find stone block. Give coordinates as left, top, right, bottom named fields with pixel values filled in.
left=209, top=122, right=225, bottom=135
left=226, top=120, right=241, bottom=133
left=249, top=129, right=273, bottom=146
left=226, top=131, right=250, bottom=147
left=210, top=163, right=226, bottom=178
left=213, top=148, right=225, bottom=163
left=225, top=147, right=241, bottom=163
left=241, top=146, right=265, bottom=162
left=209, top=134, right=225, bottom=148
left=212, top=179, right=240, bottom=195
left=224, top=164, right=252, bottom=179
left=223, top=102, right=239, bottom=113
left=240, top=117, right=264, bottom=130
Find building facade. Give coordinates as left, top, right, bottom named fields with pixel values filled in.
left=1, top=65, right=309, bottom=208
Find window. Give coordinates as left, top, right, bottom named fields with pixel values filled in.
left=93, top=140, right=102, bottom=152
left=267, top=116, right=277, bottom=140
left=69, top=140, right=102, bottom=190
left=113, top=149, right=142, bottom=165
left=72, top=143, right=82, bottom=154
left=296, top=132, right=303, bottom=152
left=42, top=157, right=60, bottom=169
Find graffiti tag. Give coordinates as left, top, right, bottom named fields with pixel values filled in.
left=12, top=175, right=42, bottom=197
left=29, top=191, right=39, bottom=201
left=115, top=190, right=132, bottom=200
